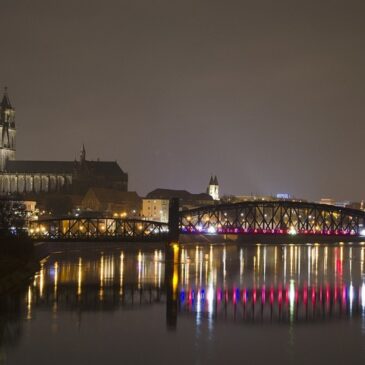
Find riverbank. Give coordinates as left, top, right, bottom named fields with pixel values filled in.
left=0, top=237, right=40, bottom=294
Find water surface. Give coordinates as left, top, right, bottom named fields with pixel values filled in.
left=1, top=242, right=365, bottom=364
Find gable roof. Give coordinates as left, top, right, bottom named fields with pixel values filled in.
left=146, top=188, right=212, bottom=201
left=5, top=160, right=75, bottom=174
left=84, top=161, right=126, bottom=178
left=85, top=187, right=140, bottom=203
left=5, top=160, right=127, bottom=178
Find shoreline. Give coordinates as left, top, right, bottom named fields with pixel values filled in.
left=0, top=237, right=40, bottom=295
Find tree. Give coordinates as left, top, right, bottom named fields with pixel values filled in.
left=0, top=199, right=27, bottom=236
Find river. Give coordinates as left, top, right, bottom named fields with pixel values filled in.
left=1, top=242, right=365, bottom=364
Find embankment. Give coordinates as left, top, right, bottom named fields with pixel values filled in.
left=0, top=237, right=40, bottom=294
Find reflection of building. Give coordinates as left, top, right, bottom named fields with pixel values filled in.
left=142, top=199, right=169, bottom=222
left=0, top=89, right=128, bottom=196
left=146, top=188, right=213, bottom=210
left=81, top=188, right=141, bottom=216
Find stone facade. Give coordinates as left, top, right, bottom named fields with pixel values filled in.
left=0, top=173, right=73, bottom=194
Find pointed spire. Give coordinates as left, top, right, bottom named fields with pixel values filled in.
left=80, top=144, right=86, bottom=163
left=209, top=175, right=214, bottom=185
left=1, top=86, right=13, bottom=109
left=214, top=175, right=218, bottom=185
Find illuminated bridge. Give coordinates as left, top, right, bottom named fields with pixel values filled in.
left=179, top=200, right=365, bottom=237
left=29, top=217, right=169, bottom=241
left=29, top=200, right=365, bottom=241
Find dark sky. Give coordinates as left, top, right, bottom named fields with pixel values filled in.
left=1, top=0, right=364, bottom=200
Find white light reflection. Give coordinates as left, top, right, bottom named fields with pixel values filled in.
left=289, top=280, right=295, bottom=322
left=240, top=248, right=244, bottom=285
left=38, top=263, right=45, bottom=298
left=207, top=283, right=215, bottom=334
left=26, top=285, right=32, bottom=320
left=349, top=283, right=354, bottom=316
left=283, top=247, right=287, bottom=284
left=196, top=290, right=202, bottom=327
left=120, top=252, right=124, bottom=295
left=158, top=251, right=162, bottom=287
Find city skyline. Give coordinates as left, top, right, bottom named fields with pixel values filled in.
left=1, top=0, right=364, bottom=201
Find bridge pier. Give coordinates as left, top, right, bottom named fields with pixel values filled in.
left=168, top=198, right=180, bottom=242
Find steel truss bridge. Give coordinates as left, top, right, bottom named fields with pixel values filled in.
left=29, top=200, right=365, bottom=241
left=29, top=217, right=169, bottom=241
left=179, top=200, right=365, bottom=236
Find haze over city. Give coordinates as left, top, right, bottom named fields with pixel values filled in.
left=1, top=0, right=364, bottom=200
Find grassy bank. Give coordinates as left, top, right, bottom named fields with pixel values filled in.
left=0, top=237, right=39, bottom=294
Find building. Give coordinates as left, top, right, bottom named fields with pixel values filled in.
left=146, top=188, right=213, bottom=210
left=207, top=176, right=219, bottom=200
left=318, top=198, right=350, bottom=208
left=81, top=188, right=141, bottom=216
left=142, top=199, right=169, bottom=222
left=0, top=89, right=128, bottom=196
left=0, top=87, right=16, bottom=171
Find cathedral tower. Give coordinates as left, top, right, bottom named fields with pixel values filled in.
left=207, top=175, right=219, bottom=201
left=0, top=87, right=16, bottom=171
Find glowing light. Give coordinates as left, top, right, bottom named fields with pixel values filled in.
left=288, top=226, right=297, bottom=235
left=207, top=226, right=216, bottom=234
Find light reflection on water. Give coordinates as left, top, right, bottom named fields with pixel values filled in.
left=19, top=244, right=365, bottom=325
left=1, top=242, right=365, bottom=364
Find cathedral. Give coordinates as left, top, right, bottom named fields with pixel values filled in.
left=0, top=88, right=128, bottom=196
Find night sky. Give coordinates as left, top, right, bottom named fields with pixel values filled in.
left=1, top=0, right=364, bottom=201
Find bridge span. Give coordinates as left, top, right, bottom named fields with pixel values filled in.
left=29, top=217, right=169, bottom=241
left=180, top=200, right=365, bottom=236
left=28, top=200, right=365, bottom=241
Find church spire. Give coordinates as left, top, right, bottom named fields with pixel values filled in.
left=80, top=144, right=86, bottom=163
left=1, top=86, right=13, bottom=109
left=207, top=175, right=220, bottom=201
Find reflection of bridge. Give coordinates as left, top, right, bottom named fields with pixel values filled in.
left=22, top=280, right=365, bottom=323
left=180, top=200, right=365, bottom=236
left=29, top=200, right=365, bottom=241
left=179, top=284, right=365, bottom=322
